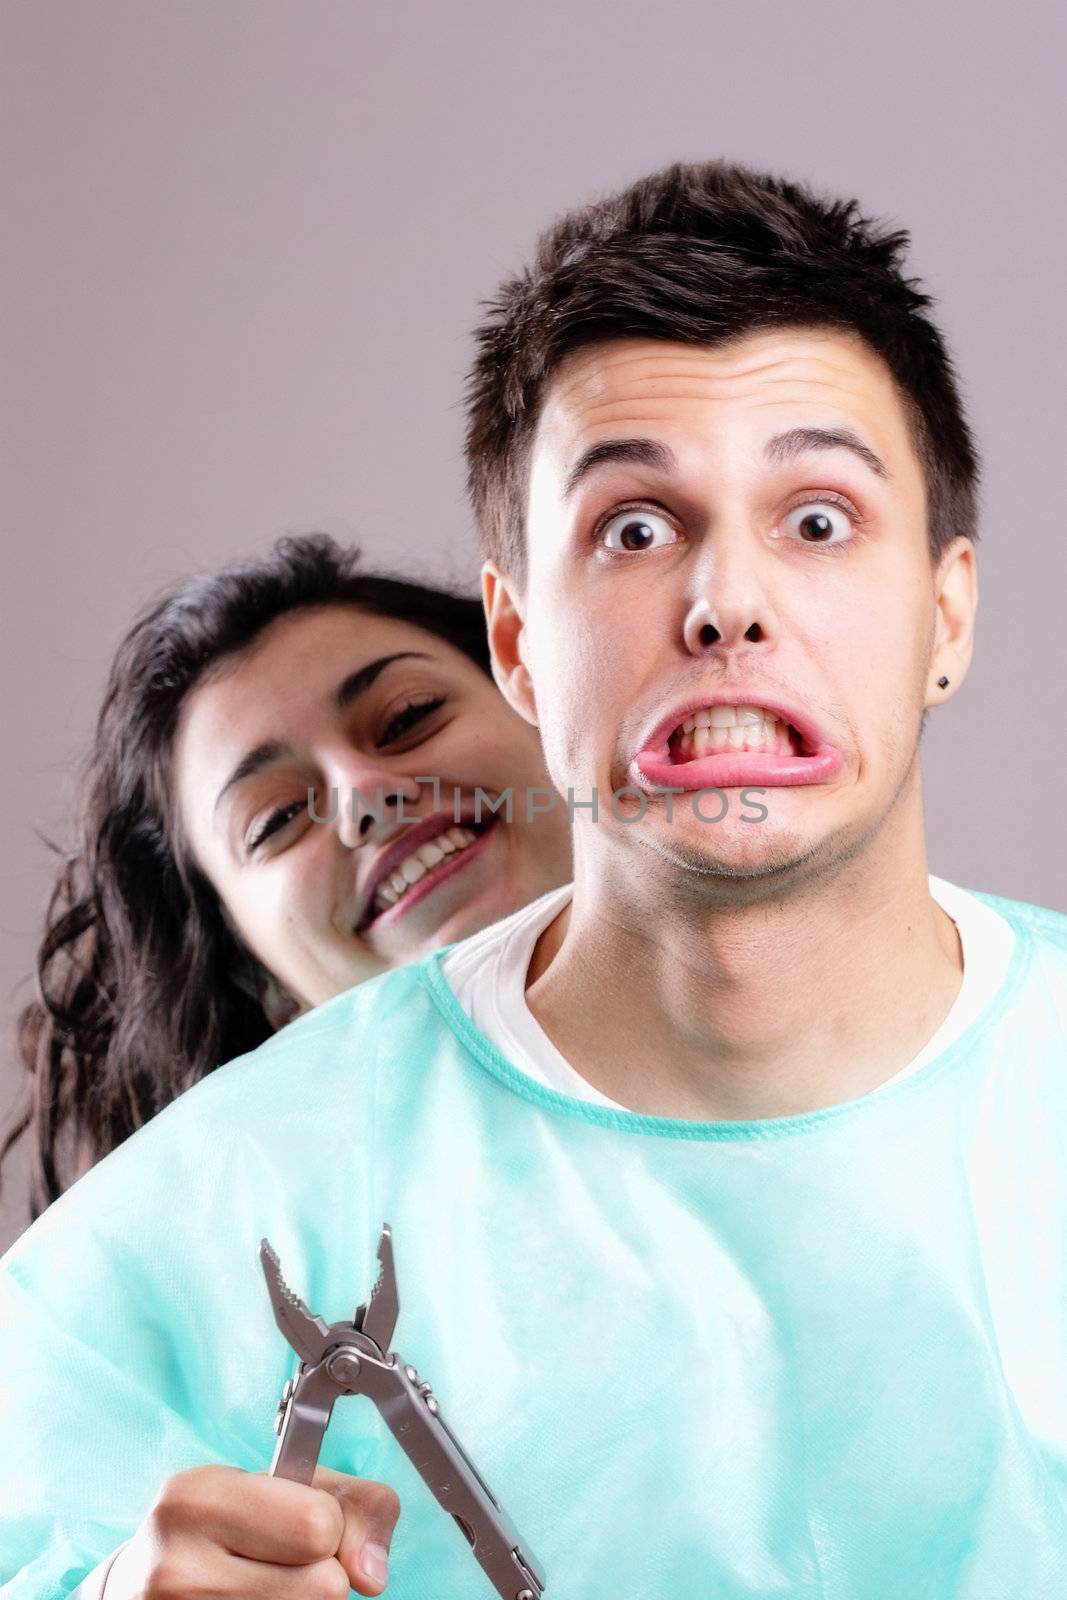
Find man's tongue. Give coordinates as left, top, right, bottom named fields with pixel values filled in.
left=668, top=706, right=802, bottom=763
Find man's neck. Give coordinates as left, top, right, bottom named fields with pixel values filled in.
left=525, top=819, right=963, bottom=1121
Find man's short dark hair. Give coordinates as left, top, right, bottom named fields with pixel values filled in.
left=465, top=160, right=980, bottom=579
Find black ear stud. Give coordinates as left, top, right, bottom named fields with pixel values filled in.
left=937, top=675, right=949, bottom=689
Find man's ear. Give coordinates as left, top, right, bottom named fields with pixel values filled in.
left=926, top=536, right=978, bottom=706
left=482, top=561, right=539, bottom=726
left=230, top=951, right=302, bottom=1031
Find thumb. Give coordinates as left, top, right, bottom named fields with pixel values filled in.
left=313, top=1466, right=402, bottom=1595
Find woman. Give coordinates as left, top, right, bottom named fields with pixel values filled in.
left=2, top=534, right=570, bottom=1219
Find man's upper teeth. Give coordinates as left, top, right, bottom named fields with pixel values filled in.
left=673, top=705, right=796, bottom=751
left=372, top=826, right=478, bottom=912
left=681, top=704, right=774, bottom=730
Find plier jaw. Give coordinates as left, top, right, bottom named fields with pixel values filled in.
left=261, top=1224, right=400, bottom=1365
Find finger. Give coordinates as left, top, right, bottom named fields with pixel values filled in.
left=314, top=1468, right=402, bottom=1596
left=160, top=1465, right=345, bottom=1564
left=217, top=1552, right=352, bottom=1600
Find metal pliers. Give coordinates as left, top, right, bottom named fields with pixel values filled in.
left=259, top=1224, right=546, bottom=1600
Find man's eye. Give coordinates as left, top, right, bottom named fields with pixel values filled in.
left=377, top=694, right=446, bottom=747
left=248, top=801, right=306, bottom=851
left=780, top=500, right=857, bottom=546
left=597, top=508, right=679, bottom=554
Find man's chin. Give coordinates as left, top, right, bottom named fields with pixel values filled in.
left=632, top=817, right=835, bottom=893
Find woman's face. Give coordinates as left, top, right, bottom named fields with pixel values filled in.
left=174, top=604, right=571, bottom=1020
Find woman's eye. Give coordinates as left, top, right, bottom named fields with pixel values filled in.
left=780, top=500, right=856, bottom=546
left=597, top=508, right=679, bottom=554
left=248, top=800, right=306, bottom=851
left=377, top=694, right=446, bottom=747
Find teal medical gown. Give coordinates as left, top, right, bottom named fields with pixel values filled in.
left=3, top=887, right=1067, bottom=1598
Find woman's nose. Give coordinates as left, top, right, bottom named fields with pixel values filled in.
left=329, top=760, right=426, bottom=850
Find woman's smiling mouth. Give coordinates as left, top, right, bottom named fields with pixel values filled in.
left=355, top=815, right=499, bottom=933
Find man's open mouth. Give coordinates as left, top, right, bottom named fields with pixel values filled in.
left=633, top=695, right=843, bottom=790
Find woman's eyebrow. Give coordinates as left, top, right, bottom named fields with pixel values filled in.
left=214, top=740, right=291, bottom=816
left=334, top=651, right=432, bottom=709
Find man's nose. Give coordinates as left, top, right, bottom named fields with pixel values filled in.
left=681, top=534, right=780, bottom=657
left=329, top=758, right=426, bottom=850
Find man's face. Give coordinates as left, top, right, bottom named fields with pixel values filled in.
left=488, top=327, right=975, bottom=893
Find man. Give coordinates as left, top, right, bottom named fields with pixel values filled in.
left=3, top=162, right=1066, bottom=1599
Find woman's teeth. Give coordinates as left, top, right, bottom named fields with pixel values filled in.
left=371, top=826, right=479, bottom=916
left=669, top=705, right=801, bottom=762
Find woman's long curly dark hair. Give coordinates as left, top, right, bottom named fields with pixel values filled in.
left=2, top=535, right=491, bottom=1222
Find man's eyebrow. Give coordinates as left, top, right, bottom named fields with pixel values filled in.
left=213, top=652, right=433, bottom=816
left=765, top=426, right=889, bottom=479
left=563, top=438, right=677, bottom=497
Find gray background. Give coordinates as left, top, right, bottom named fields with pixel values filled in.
left=2, top=0, right=1065, bottom=1250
